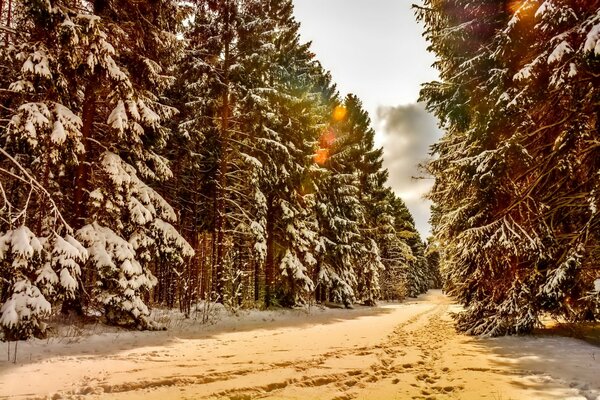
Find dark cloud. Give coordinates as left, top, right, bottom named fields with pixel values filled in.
left=376, top=103, right=442, bottom=238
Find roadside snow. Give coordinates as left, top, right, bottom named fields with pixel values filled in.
left=488, top=334, right=600, bottom=400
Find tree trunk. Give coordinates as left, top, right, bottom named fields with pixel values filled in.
left=211, top=226, right=217, bottom=296
left=4, top=0, right=10, bottom=46
left=0, top=0, right=4, bottom=34
left=200, top=232, right=208, bottom=300
left=214, top=5, right=232, bottom=303
left=264, top=196, right=275, bottom=307
left=253, top=254, right=260, bottom=302
left=64, top=80, right=96, bottom=315
left=73, top=82, right=96, bottom=228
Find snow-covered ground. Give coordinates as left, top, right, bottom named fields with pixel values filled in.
left=0, top=290, right=598, bottom=400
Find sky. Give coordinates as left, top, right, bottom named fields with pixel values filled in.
left=292, top=0, right=442, bottom=238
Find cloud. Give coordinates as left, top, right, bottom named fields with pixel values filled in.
left=375, top=103, right=442, bottom=239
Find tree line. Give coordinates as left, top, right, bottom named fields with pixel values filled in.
left=0, top=0, right=440, bottom=340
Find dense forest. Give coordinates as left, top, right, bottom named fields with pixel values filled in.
left=418, top=0, right=600, bottom=335
left=0, top=0, right=440, bottom=340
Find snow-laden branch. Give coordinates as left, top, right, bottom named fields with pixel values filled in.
left=0, top=147, right=72, bottom=233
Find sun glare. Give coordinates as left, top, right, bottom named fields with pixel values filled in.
left=508, top=0, right=522, bottom=13
left=507, top=0, right=533, bottom=15
left=333, top=106, right=348, bottom=122
left=314, top=127, right=336, bottom=165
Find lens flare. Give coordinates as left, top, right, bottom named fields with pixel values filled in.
left=314, top=148, right=329, bottom=165
left=332, top=106, right=348, bottom=122
left=315, top=127, right=336, bottom=165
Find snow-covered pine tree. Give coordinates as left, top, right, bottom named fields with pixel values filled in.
left=314, top=96, right=365, bottom=307
left=174, top=0, right=272, bottom=305
left=2, top=0, right=192, bottom=330
left=85, top=0, right=193, bottom=327
left=386, top=191, right=427, bottom=298
left=342, top=95, right=387, bottom=306
left=403, top=225, right=429, bottom=297
left=417, top=0, right=600, bottom=335
left=164, top=1, right=222, bottom=309
left=378, top=190, right=416, bottom=301
left=173, top=0, right=329, bottom=308
left=0, top=1, right=89, bottom=338
left=424, top=237, right=443, bottom=290
left=244, top=0, right=326, bottom=307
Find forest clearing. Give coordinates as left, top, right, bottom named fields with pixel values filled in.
left=0, top=291, right=599, bottom=400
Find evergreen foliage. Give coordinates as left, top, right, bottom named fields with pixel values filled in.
left=0, top=0, right=433, bottom=339
left=417, top=0, right=600, bottom=335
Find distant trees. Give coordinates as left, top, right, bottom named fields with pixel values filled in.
left=378, top=189, right=428, bottom=300
left=418, top=0, right=600, bottom=335
left=0, top=0, right=436, bottom=340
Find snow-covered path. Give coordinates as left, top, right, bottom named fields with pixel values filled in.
left=0, top=291, right=599, bottom=400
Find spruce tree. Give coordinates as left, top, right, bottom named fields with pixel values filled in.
left=417, top=0, right=600, bottom=335
left=0, top=0, right=93, bottom=338
left=344, top=95, right=387, bottom=306
left=174, top=0, right=330, bottom=307
left=0, top=0, right=192, bottom=333
left=250, top=0, right=326, bottom=307
left=175, top=0, right=270, bottom=305
left=314, top=96, right=364, bottom=307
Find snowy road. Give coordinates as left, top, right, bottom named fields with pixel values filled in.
left=0, top=291, right=599, bottom=399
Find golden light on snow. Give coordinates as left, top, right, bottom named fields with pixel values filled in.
left=507, top=0, right=530, bottom=14
left=332, top=105, right=348, bottom=122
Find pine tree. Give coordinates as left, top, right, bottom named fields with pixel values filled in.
left=344, top=95, right=386, bottom=306
left=174, top=0, right=269, bottom=305
left=173, top=0, right=330, bottom=308
left=0, top=0, right=92, bottom=338
left=249, top=0, right=326, bottom=307
left=424, top=238, right=443, bottom=290
left=0, top=0, right=192, bottom=333
left=314, top=96, right=365, bottom=307
left=417, top=0, right=600, bottom=335
left=387, top=191, right=427, bottom=298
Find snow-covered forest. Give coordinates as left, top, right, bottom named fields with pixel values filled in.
left=418, top=0, right=600, bottom=336
left=0, top=0, right=442, bottom=341
left=1, top=1, right=600, bottom=399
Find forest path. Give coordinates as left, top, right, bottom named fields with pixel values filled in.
left=0, top=290, right=599, bottom=400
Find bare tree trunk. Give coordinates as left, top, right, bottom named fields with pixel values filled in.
left=253, top=254, right=259, bottom=302
left=264, top=196, right=275, bottom=307
left=64, top=80, right=96, bottom=316
left=73, top=82, right=96, bottom=228
left=0, top=0, right=4, bottom=35
left=199, top=233, right=206, bottom=299
left=211, top=226, right=217, bottom=296
left=214, top=5, right=232, bottom=303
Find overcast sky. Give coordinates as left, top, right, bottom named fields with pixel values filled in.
left=292, top=0, right=442, bottom=238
